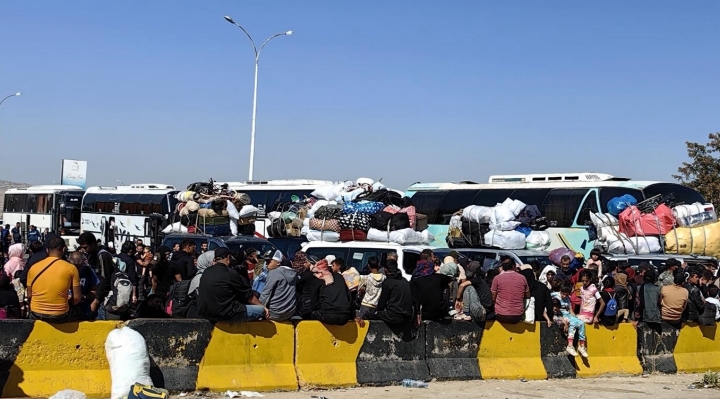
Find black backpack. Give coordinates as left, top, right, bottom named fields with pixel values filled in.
left=698, top=302, right=717, bottom=326
left=166, top=280, right=193, bottom=317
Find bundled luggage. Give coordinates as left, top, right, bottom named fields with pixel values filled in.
left=447, top=197, right=550, bottom=250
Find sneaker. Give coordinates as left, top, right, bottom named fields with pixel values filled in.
left=578, top=346, right=589, bottom=358
left=566, top=345, right=579, bottom=357
left=453, top=314, right=471, bottom=321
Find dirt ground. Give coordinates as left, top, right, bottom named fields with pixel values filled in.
left=207, top=374, right=718, bottom=399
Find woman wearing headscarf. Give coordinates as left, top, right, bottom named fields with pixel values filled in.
left=151, top=246, right=175, bottom=301
left=539, top=265, right=557, bottom=290
left=613, top=272, right=630, bottom=322
left=520, top=266, right=553, bottom=327
left=293, top=252, right=322, bottom=320
left=4, top=244, right=26, bottom=279
left=189, top=251, right=214, bottom=294
left=311, top=259, right=353, bottom=325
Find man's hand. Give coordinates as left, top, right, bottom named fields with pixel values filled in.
left=263, top=307, right=270, bottom=320
left=593, top=316, right=599, bottom=325
left=90, top=299, right=99, bottom=313
left=454, top=300, right=463, bottom=313
left=354, top=317, right=366, bottom=328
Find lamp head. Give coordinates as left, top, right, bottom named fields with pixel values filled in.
left=224, top=16, right=235, bottom=24
left=15, top=92, right=20, bottom=96
left=285, top=30, right=293, bottom=35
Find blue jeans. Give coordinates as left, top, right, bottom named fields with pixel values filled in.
left=229, top=305, right=266, bottom=322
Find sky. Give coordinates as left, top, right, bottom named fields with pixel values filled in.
left=0, top=1, right=718, bottom=191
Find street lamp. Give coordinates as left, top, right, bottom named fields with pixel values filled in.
left=0, top=92, right=21, bottom=108
left=224, top=15, right=292, bottom=181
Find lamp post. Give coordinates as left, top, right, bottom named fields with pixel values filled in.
left=224, top=16, right=292, bottom=181
left=0, top=92, right=21, bottom=108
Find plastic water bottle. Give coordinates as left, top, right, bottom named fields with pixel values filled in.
left=401, top=379, right=428, bottom=388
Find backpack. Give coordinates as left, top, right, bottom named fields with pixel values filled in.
left=100, top=250, right=133, bottom=314
left=698, top=302, right=717, bottom=326
left=166, top=280, right=193, bottom=317
left=604, top=293, right=618, bottom=317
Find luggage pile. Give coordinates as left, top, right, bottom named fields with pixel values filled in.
left=591, top=193, right=718, bottom=256
left=282, top=178, right=434, bottom=245
left=163, top=180, right=258, bottom=236
left=447, top=198, right=551, bottom=250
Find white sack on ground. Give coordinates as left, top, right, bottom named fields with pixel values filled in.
left=106, top=327, right=153, bottom=399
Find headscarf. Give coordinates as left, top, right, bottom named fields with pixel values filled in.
left=520, top=268, right=538, bottom=291
left=539, top=265, right=557, bottom=289
left=312, top=260, right=334, bottom=285
left=413, top=260, right=435, bottom=278
left=189, top=250, right=214, bottom=294
left=4, top=244, right=26, bottom=279
left=292, top=252, right=309, bottom=272
left=614, top=272, right=628, bottom=289
left=624, top=267, right=636, bottom=281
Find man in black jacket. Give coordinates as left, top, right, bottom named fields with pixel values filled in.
left=367, top=260, right=420, bottom=326
left=171, top=239, right=197, bottom=281
left=684, top=270, right=705, bottom=323
left=77, top=232, right=117, bottom=320
left=19, top=238, right=52, bottom=287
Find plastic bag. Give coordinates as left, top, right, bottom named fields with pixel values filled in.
left=490, top=205, right=515, bottom=224
left=483, top=230, right=526, bottom=249
left=502, top=198, right=527, bottom=217
left=239, top=205, right=258, bottom=218
left=607, top=194, right=638, bottom=216
left=525, top=231, right=551, bottom=250
left=226, top=201, right=240, bottom=219
left=106, top=327, right=153, bottom=399
left=522, top=297, right=535, bottom=324
left=311, top=184, right=345, bottom=201
left=462, top=205, right=493, bottom=224
left=50, top=390, right=86, bottom=399
left=515, top=226, right=532, bottom=237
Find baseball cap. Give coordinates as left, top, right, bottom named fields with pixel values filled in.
left=214, top=247, right=232, bottom=260
left=264, top=249, right=283, bottom=263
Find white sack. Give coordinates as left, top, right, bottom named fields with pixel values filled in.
left=305, top=230, right=340, bottom=242
left=239, top=205, right=259, bottom=218
left=367, top=228, right=429, bottom=245
left=502, top=198, right=527, bottom=217
left=490, top=205, right=516, bottom=224
left=606, top=234, right=662, bottom=255
left=673, top=203, right=715, bottom=220
left=311, top=184, right=345, bottom=201
left=590, top=212, right=619, bottom=228
left=525, top=231, right=551, bottom=250
left=106, top=327, right=153, bottom=399
left=162, top=222, right=187, bottom=234
left=483, top=230, right=526, bottom=250
left=462, top=205, right=493, bottom=224
left=339, top=187, right=366, bottom=203
left=597, top=226, right=620, bottom=242
left=489, top=221, right=521, bottom=231
left=449, top=215, right=462, bottom=230
left=268, top=211, right=281, bottom=221
left=226, top=201, right=240, bottom=220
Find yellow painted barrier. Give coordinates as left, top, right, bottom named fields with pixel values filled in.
left=575, top=323, right=642, bottom=377
left=674, top=324, right=720, bottom=373
left=294, top=321, right=368, bottom=388
left=477, top=321, right=547, bottom=380
left=196, top=321, right=297, bottom=391
left=2, top=321, right=120, bottom=398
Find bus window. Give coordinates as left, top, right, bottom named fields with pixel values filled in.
left=575, top=189, right=600, bottom=226
left=541, top=189, right=589, bottom=228
left=643, top=183, right=705, bottom=206
left=508, top=188, right=551, bottom=209
left=36, top=194, right=51, bottom=214
left=348, top=248, right=393, bottom=273
left=136, top=195, right=152, bottom=215
left=149, top=195, right=164, bottom=214
left=82, top=194, right=96, bottom=212
left=435, top=190, right=478, bottom=224
left=598, top=187, right=644, bottom=213
left=120, top=195, right=139, bottom=214
left=411, top=191, right=447, bottom=225
left=472, top=189, right=515, bottom=207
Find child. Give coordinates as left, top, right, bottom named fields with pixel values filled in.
left=587, top=248, right=603, bottom=271
left=578, top=269, right=605, bottom=324
left=552, top=283, right=589, bottom=358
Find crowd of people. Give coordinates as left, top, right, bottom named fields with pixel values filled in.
left=2, top=233, right=719, bottom=359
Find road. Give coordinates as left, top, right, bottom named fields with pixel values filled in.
left=209, top=373, right=717, bottom=399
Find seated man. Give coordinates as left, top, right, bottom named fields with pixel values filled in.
left=197, top=248, right=268, bottom=322
left=26, top=237, right=81, bottom=323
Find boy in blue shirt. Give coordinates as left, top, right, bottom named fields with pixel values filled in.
left=67, top=251, right=100, bottom=320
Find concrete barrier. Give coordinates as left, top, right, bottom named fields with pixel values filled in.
left=425, top=320, right=482, bottom=380
left=0, top=320, right=35, bottom=398
left=674, top=324, right=720, bottom=373
left=196, top=321, right=297, bottom=391
left=574, top=323, right=642, bottom=377
left=477, top=321, right=547, bottom=380
left=539, top=323, right=576, bottom=378
left=637, top=322, right=679, bottom=374
left=127, top=319, right=213, bottom=392
left=2, top=321, right=121, bottom=398
left=294, top=320, right=368, bottom=388
left=356, top=321, right=428, bottom=384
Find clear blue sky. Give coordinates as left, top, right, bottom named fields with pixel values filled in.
left=1, top=1, right=718, bottom=190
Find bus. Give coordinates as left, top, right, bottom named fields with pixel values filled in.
left=216, top=179, right=333, bottom=236
left=405, top=172, right=706, bottom=258
left=3, top=185, right=85, bottom=248
left=80, top=184, right=179, bottom=251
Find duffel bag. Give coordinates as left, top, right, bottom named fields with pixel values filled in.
left=339, top=229, right=367, bottom=241
left=342, top=201, right=384, bottom=215
left=338, top=212, right=371, bottom=231
left=370, top=211, right=411, bottom=231
left=309, top=218, right=341, bottom=232
left=315, top=205, right=343, bottom=220
left=267, top=218, right=287, bottom=237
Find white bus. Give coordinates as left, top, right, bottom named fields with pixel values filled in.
left=216, top=179, right=333, bottom=236
left=405, top=172, right=706, bottom=258
left=3, top=185, right=86, bottom=248
left=80, top=184, right=179, bottom=251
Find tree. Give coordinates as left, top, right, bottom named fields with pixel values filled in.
left=673, top=132, right=720, bottom=205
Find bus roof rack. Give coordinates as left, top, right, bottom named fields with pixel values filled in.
left=220, top=179, right=333, bottom=187
left=457, top=180, right=480, bottom=184
left=487, top=173, right=631, bottom=183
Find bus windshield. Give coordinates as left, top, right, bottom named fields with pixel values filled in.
left=59, top=192, right=83, bottom=230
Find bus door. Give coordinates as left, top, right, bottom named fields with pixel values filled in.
left=144, top=215, right=163, bottom=251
